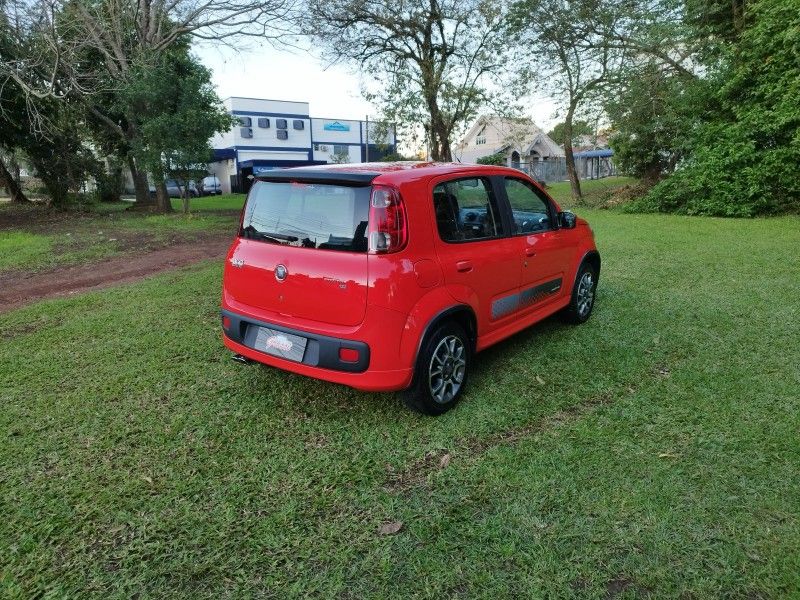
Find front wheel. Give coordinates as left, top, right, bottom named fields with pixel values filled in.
left=402, top=322, right=471, bottom=416
left=560, top=262, right=598, bottom=324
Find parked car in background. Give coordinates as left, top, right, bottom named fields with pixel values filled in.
left=200, top=175, right=223, bottom=196
left=221, top=162, right=600, bottom=415
left=149, top=179, right=199, bottom=198
left=167, top=179, right=198, bottom=198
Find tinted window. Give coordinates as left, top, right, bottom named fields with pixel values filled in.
left=241, top=181, right=370, bottom=253
left=433, top=177, right=502, bottom=242
left=504, top=178, right=552, bottom=234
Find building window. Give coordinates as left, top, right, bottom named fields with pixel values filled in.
left=238, top=116, right=252, bottom=127
left=276, top=118, right=288, bottom=129
left=293, top=119, right=305, bottom=130
left=333, top=144, right=349, bottom=156
left=277, top=130, right=288, bottom=140
left=240, top=127, right=253, bottom=139
left=475, top=126, right=486, bottom=145
left=258, top=118, right=270, bottom=128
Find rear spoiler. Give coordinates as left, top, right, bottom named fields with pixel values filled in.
left=253, top=169, right=380, bottom=186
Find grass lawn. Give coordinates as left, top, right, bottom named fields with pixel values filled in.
left=546, top=176, right=636, bottom=207
left=0, top=198, right=244, bottom=274
left=1, top=209, right=799, bottom=597
left=170, top=193, right=246, bottom=212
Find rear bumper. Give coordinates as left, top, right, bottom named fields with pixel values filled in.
left=221, top=309, right=413, bottom=392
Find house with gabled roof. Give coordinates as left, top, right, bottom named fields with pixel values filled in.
left=452, top=115, right=564, bottom=168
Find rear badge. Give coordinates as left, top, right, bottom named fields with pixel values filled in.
left=266, top=334, right=293, bottom=353
left=230, top=257, right=245, bottom=268
left=275, top=264, right=288, bottom=281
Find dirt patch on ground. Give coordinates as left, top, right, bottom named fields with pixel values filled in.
left=0, top=233, right=232, bottom=314
left=384, top=389, right=622, bottom=494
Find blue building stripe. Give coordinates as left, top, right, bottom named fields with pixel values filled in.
left=232, top=109, right=309, bottom=120
left=233, top=145, right=311, bottom=153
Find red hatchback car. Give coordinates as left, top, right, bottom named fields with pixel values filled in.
left=221, top=162, right=600, bottom=414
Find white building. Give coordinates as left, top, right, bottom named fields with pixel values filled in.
left=208, top=97, right=397, bottom=193
left=453, top=115, right=564, bottom=168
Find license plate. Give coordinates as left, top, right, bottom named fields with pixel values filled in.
left=254, top=327, right=307, bottom=363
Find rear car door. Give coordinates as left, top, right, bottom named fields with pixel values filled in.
left=500, top=176, right=574, bottom=312
left=430, top=175, right=521, bottom=333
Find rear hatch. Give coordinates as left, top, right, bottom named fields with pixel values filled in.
left=224, top=178, right=372, bottom=327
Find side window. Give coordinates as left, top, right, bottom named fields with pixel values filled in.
left=433, top=177, right=503, bottom=243
left=504, top=178, right=553, bottom=234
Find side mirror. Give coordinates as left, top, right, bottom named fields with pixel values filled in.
left=558, top=211, right=577, bottom=229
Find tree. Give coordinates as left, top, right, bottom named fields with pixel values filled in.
left=307, top=0, right=507, bottom=161
left=120, top=43, right=235, bottom=213
left=548, top=120, right=592, bottom=148
left=631, top=0, right=800, bottom=216
left=509, top=0, right=628, bottom=200
left=0, top=6, right=99, bottom=206
left=605, top=63, right=697, bottom=181
left=0, top=0, right=298, bottom=208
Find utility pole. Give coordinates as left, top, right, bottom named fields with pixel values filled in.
left=365, top=115, right=370, bottom=163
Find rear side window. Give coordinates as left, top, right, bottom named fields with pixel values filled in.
left=433, top=177, right=503, bottom=243
left=242, top=181, right=370, bottom=252
left=504, top=178, right=553, bottom=234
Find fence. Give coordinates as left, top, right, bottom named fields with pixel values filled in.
left=514, top=155, right=617, bottom=183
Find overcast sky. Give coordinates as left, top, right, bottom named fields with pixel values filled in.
left=194, top=43, right=560, bottom=148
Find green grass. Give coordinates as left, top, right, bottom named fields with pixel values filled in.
left=0, top=231, right=53, bottom=271
left=0, top=200, right=242, bottom=274
left=1, top=211, right=799, bottom=597
left=169, top=193, right=246, bottom=213
left=547, top=176, right=636, bottom=207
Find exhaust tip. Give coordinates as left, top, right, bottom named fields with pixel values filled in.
left=231, top=353, right=252, bottom=365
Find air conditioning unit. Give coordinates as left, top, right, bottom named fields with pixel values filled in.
left=317, top=145, right=329, bottom=152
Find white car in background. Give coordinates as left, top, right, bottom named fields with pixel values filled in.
left=201, top=175, right=223, bottom=196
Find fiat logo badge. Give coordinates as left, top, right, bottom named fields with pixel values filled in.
left=275, top=264, right=288, bottom=281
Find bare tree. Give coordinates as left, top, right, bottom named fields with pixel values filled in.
left=307, top=0, right=507, bottom=161
left=0, top=0, right=298, bottom=206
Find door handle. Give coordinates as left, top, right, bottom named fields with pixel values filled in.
left=456, top=260, right=473, bottom=273
left=525, top=247, right=536, bottom=257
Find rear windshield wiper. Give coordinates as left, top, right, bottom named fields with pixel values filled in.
left=241, top=226, right=299, bottom=244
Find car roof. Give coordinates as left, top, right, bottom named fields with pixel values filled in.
left=253, top=161, right=532, bottom=186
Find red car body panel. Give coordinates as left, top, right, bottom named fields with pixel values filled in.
left=221, top=162, right=599, bottom=392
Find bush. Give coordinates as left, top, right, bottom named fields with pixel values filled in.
left=94, top=166, right=125, bottom=203
left=476, top=153, right=505, bottom=166
left=626, top=0, right=800, bottom=217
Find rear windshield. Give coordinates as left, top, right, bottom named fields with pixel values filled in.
left=241, top=181, right=370, bottom=252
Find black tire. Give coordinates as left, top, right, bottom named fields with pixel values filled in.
left=402, top=321, right=471, bottom=416
left=560, top=261, right=598, bottom=324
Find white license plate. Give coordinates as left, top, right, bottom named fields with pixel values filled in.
left=254, top=327, right=308, bottom=362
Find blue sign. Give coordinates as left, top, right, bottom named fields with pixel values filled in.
left=323, top=121, right=351, bottom=132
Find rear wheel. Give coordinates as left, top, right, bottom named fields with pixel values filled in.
left=402, top=322, right=471, bottom=416
left=560, top=261, right=598, bottom=324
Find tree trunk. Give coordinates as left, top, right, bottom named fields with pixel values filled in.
left=563, top=109, right=582, bottom=201
left=181, top=187, right=190, bottom=214
left=0, top=156, right=29, bottom=203
left=155, top=181, right=173, bottom=213
left=428, top=113, right=452, bottom=162
left=128, top=157, right=153, bottom=207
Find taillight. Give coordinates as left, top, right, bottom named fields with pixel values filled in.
left=368, top=185, right=407, bottom=254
